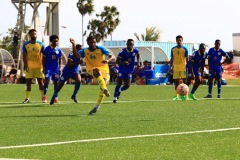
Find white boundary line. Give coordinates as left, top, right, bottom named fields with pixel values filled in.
left=1, top=98, right=240, bottom=107
left=0, top=127, right=239, bottom=150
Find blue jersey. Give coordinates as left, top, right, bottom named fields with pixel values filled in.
left=43, top=45, right=62, bottom=71
left=118, top=48, right=139, bottom=73
left=63, top=51, right=81, bottom=72
left=191, top=50, right=208, bottom=69
left=208, top=47, right=227, bottom=71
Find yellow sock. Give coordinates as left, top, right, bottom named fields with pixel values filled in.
left=97, top=90, right=105, bottom=105
left=39, top=90, right=44, bottom=97
left=26, top=91, right=30, bottom=99
left=97, top=76, right=107, bottom=90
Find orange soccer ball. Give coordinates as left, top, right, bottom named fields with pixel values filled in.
left=177, top=83, right=189, bottom=96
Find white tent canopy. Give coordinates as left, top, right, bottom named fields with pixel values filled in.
left=0, top=49, right=16, bottom=83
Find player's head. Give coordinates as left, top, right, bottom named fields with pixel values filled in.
left=126, top=39, right=134, bottom=51
left=199, top=43, right=206, bottom=54
left=76, top=44, right=82, bottom=51
left=86, top=36, right=96, bottom=50
left=28, top=29, right=37, bottom=41
left=49, top=35, right=59, bottom=47
left=176, top=35, right=183, bottom=47
left=214, top=39, right=221, bottom=50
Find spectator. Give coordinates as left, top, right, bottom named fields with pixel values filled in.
left=6, top=64, right=18, bottom=84
left=140, top=60, right=151, bottom=85
left=110, top=62, right=119, bottom=82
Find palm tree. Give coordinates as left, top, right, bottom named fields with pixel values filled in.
left=76, top=0, right=94, bottom=46
left=86, top=5, right=120, bottom=42
left=96, top=6, right=120, bottom=41
left=134, top=27, right=161, bottom=41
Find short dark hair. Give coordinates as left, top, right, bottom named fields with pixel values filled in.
left=49, top=35, right=59, bottom=42
left=215, top=39, right=221, bottom=43
left=86, top=36, right=96, bottom=42
left=28, top=29, right=37, bottom=34
left=199, top=43, right=205, bottom=48
left=176, top=35, right=183, bottom=40
left=127, top=39, right=134, bottom=43
left=76, top=44, right=82, bottom=50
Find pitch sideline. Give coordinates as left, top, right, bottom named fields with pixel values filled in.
left=0, top=127, right=239, bottom=150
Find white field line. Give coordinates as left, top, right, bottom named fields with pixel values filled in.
left=1, top=98, right=240, bottom=107
left=0, top=127, right=239, bottom=150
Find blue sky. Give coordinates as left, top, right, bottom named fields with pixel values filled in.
left=1, top=0, right=240, bottom=51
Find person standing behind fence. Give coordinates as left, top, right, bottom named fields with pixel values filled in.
left=22, top=29, right=45, bottom=103
left=42, top=35, right=63, bottom=103
left=169, top=35, right=189, bottom=101
left=113, top=39, right=141, bottom=103
left=204, top=39, right=229, bottom=98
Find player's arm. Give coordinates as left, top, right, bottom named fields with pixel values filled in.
left=220, top=52, right=230, bottom=65
left=22, top=51, right=28, bottom=72
left=103, top=54, right=115, bottom=64
left=58, top=56, right=62, bottom=74
left=69, top=38, right=80, bottom=59
left=169, top=57, right=173, bottom=74
left=136, top=53, right=141, bottom=67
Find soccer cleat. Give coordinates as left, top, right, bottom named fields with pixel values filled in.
left=71, top=95, right=78, bottom=103
left=217, top=95, right=222, bottom=98
left=103, top=89, right=110, bottom=97
left=180, top=95, right=187, bottom=101
left=50, top=96, right=55, bottom=105
left=204, top=94, right=212, bottom=98
left=42, top=96, right=47, bottom=103
left=22, top=98, right=30, bottom=104
left=89, top=107, right=98, bottom=115
left=54, top=97, right=59, bottom=103
left=189, top=93, right=197, bottom=100
left=172, top=95, right=179, bottom=100
left=113, top=99, right=117, bottom=103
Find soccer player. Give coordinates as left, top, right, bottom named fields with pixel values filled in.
left=169, top=35, right=189, bottom=100
left=113, top=39, right=140, bottom=103
left=70, top=36, right=115, bottom=115
left=22, top=29, right=45, bottom=103
left=204, top=39, right=229, bottom=98
left=42, top=35, right=63, bottom=103
left=50, top=44, right=82, bottom=105
left=186, top=43, right=208, bottom=100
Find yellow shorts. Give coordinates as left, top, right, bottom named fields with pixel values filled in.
left=88, top=69, right=110, bottom=81
left=173, top=70, right=186, bottom=79
left=25, top=68, right=44, bottom=79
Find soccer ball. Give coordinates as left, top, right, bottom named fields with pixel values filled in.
left=177, top=83, right=189, bottom=96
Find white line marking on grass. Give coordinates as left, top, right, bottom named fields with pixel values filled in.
left=0, top=127, right=239, bottom=150
left=1, top=98, right=240, bottom=107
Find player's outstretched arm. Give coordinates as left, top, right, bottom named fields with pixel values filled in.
left=70, top=38, right=80, bottom=59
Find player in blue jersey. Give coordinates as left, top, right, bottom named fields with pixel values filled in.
left=169, top=35, right=189, bottom=100
left=50, top=44, right=83, bottom=105
left=42, top=35, right=63, bottom=103
left=186, top=43, right=207, bottom=100
left=113, top=39, right=141, bottom=103
left=204, top=39, right=229, bottom=98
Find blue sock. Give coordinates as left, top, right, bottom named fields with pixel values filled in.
left=217, top=81, right=222, bottom=95
left=191, top=88, right=196, bottom=94
left=208, top=83, right=213, bottom=95
left=73, top=83, right=80, bottom=96
left=43, top=83, right=48, bottom=95
left=114, top=85, right=120, bottom=97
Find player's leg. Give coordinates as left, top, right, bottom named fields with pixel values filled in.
left=50, top=70, right=68, bottom=105
left=71, top=73, right=81, bottom=103
left=113, top=76, right=123, bottom=103
left=216, top=71, right=222, bottom=98
left=23, top=68, right=35, bottom=103
left=204, top=71, right=214, bottom=98
left=89, top=69, right=110, bottom=115
left=43, top=70, right=51, bottom=103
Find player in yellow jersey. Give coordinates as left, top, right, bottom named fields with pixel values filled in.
left=70, top=36, right=115, bottom=115
left=22, top=29, right=45, bottom=103
left=169, top=35, right=189, bottom=100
